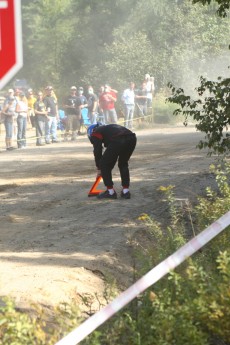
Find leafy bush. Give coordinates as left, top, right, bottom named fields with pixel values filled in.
left=83, top=253, right=230, bottom=345
left=153, top=92, right=186, bottom=124
left=167, top=76, right=230, bottom=154
left=0, top=299, right=48, bottom=345
left=83, top=162, right=230, bottom=345
left=0, top=300, right=82, bottom=345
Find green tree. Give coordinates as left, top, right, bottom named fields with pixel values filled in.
left=167, top=1, right=230, bottom=155
left=104, top=32, right=154, bottom=88
left=109, top=0, right=230, bottom=89
left=192, top=0, right=230, bottom=17
left=168, top=76, right=230, bottom=154
left=14, top=0, right=230, bottom=95
left=61, top=0, right=139, bottom=88
left=21, top=0, right=75, bottom=89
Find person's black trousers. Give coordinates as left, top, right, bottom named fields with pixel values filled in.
left=100, top=134, right=137, bottom=188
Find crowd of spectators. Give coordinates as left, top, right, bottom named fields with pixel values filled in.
left=0, top=74, right=155, bottom=151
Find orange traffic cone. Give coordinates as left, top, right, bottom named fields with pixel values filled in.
left=88, top=176, right=104, bottom=197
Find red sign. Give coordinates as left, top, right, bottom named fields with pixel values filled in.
left=0, top=0, right=23, bottom=90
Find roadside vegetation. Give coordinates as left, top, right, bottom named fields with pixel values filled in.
left=18, top=0, right=229, bottom=94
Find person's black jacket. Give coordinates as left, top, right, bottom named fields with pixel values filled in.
left=90, top=124, right=134, bottom=168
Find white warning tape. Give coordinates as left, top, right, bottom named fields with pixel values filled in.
left=55, top=211, right=230, bottom=345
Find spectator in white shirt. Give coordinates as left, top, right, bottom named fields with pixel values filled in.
left=144, top=74, right=155, bottom=108
left=121, top=82, right=135, bottom=129
left=16, top=92, right=29, bottom=149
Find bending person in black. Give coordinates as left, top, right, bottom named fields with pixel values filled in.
left=87, top=123, right=137, bottom=199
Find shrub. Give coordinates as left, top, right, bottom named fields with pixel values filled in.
left=83, top=162, right=230, bottom=345
left=0, top=300, right=82, bottom=345
left=153, top=92, right=185, bottom=124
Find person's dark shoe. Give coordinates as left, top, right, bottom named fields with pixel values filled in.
left=36, top=143, right=45, bottom=146
left=121, top=191, right=131, bottom=199
left=52, top=139, right=59, bottom=143
left=6, top=147, right=16, bottom=151
left=45, top=141, right=51, bottom=144
left=97, top=190, right=117, bottom=199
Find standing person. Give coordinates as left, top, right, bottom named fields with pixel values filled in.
left=27, top=88, right=37, bottom=128
left=34, top=91, right=48, bottom=146
left=121, top=82, right=135, bottom=129
left=1, top=96, right=17, bottom=150
left=14, top=88, right=21, bottom=101
left=144, top=74, right=155, bottom=108
left=16, top=92, right=29, bottom=149
left=87, top=86, right=98, bottom=124
left=76, top=87, right=88, bottom=135
left=4, top=89, right=18, bottom=139
left=63, top=86, right=79, bottom=141
left=135, top=82, right=148, bottom=119
left=4, top=88, right=16, bottom=104
left=98, top=85, right=105, bottom=96
left=97, top=86, right=105, bottom=124
left=87, top=123, right=137, bottom=199
left=99, top=84, right=117, bottom=124
left=43, top=86, right=59, bottom=143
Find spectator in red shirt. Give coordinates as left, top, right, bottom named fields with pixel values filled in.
left=99, top=84, right=117, bottom=124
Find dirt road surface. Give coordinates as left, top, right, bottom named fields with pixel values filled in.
left=0, top=126, right=216, bottom=309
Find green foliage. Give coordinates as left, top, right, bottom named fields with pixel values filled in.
left=153, top=92, right=185, bottom=124
left=118, top=0, right=230, bottom=88
left=105, top=32, right=154, bottom=88
left=192, top=0, right=230, bottom=17
left=166, top=0, right=230, bottom=155
left=194, top=162, right=230, bottom=265
left=196, top=162, right=230, bottom=226
left=167, top=76, right=230, bottom=154
left=22, top=0, right=75, bottom=88
left=0, top=299, right=82, bottom=344
left=83, top=162, right=230, bottom=345
left=14, top=0, right=230, bottom=93
left=0, top=299, right=47, bottom=345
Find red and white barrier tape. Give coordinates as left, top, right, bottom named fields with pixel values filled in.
left=55, top=211, right=230, bottom=345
